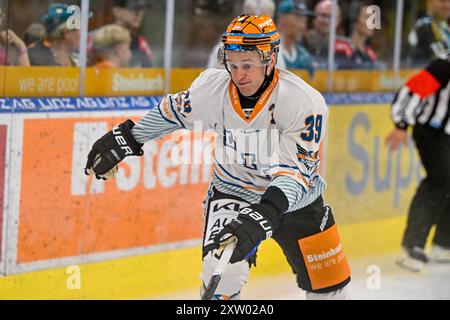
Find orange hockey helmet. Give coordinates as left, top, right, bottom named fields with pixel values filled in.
left=218, top=14, right=280, bottom=65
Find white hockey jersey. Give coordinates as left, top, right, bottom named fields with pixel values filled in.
left=132, top=67, right=328, bottom=212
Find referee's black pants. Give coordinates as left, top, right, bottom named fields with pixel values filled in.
left=402, top=124, right=450, bottom=249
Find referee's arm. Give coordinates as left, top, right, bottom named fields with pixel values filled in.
left=386, top=57, right=449, bottom=150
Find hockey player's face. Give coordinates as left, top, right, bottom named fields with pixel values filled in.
left=113, top=7, right=146, bottom=30
left=428, top=0, right=450, bottom=20
left=226, top=51, right=267, bottom=96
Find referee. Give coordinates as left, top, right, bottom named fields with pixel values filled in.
left=385, top=53, right=450, bottom=272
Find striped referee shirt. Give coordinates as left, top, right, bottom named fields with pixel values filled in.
left=391, top=56, right=450, bottom=135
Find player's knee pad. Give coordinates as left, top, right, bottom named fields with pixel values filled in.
left=200, top=253, right=249, bottom=299
left=305, top=284, right=351, bottom=300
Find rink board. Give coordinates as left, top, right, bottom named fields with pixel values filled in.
left=0, top=67, right=418, bottom=97
left=0, top=95, right=420, bottom=299
left=325, top=104, right=423, bottom=224
left=17, top=117, right=208, bottom=264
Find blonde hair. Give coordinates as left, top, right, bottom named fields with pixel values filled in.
left=47, top=23, right=72, bottom=42
left=92, top=24, right=131, bottom=51
left=243, top=0, right=276, bottom=17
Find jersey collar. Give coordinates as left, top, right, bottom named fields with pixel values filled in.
left=228, top=69, right=279, bottom=123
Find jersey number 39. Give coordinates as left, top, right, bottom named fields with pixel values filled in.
left=301, top=114, right=322, bottom=143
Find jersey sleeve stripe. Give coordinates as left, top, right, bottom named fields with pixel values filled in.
left=167, top=95, right=186, bottom=129
left=131, top=107, right=181, bottom=143
left=213, top=170, right=266, bottom=193
left=269, top=164, right=311, bottom=177
left=157, top=99, right=179, bottom=125
left=269, top=175, right=307, bottom=211
left=272, top=170, right=310, bottom=189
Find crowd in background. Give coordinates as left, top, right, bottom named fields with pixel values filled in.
left=0, top=0, right=448, bottom=71
left=0, top=0, right=153, bottom=68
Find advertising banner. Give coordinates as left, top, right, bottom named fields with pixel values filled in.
left=17, top=116, right=213, bottom=263
left=325, top=104, right=423, bottom=224
left=0, top=125, right=6, bottom=263
left=0, top=67, right=419, bottom=98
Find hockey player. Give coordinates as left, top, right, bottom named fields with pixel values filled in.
left=386, top=53, right=450, bottom=271
left=85, top=14, right=351, bottom=300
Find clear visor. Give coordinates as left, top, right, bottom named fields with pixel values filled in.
left=224, top=60, right=266, bottom=72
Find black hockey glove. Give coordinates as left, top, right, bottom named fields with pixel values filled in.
left=85, top=119, right=143, bottom=180
left=212, top=204, right=279, bottom=264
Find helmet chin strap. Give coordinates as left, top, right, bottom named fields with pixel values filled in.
left=252, top=65, right=273, bottom=97
left=256, top=53, right=275, bottom=93
left=262, top=65, right=271, bottom=88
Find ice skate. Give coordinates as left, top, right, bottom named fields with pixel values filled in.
left=396, top=247, right=428, bottom=272
left=429, top=244, right=450, bottom=263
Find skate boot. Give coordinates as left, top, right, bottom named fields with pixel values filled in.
left=429, top=244, right=450, bottom=263
left=396, top=246, right=428, bottom=272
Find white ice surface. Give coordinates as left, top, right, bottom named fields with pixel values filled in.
left=150, top=253, right=450, bottom=300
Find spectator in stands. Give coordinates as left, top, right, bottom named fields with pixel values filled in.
left=241, top=0, right=276, bottom=16
left=28, top=3, right=80, bottom=66
left=0, top=7, right=30, bottom=66
left=0, top=29, right=30, bottom=66
left=23, top=23, right=46, bottom=47
left=304, top=0, right=346, bottom=68
left=111, top=0, right=153, bottom=68
left=206, top=0, right=276, bottom=68
left=407, top=0, right=450, bottom=66
left=334, top=1, right=383, bottom=69
left=92, top=24, right=132, bottom=68
left=276, top=0, right=314, bottom=75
